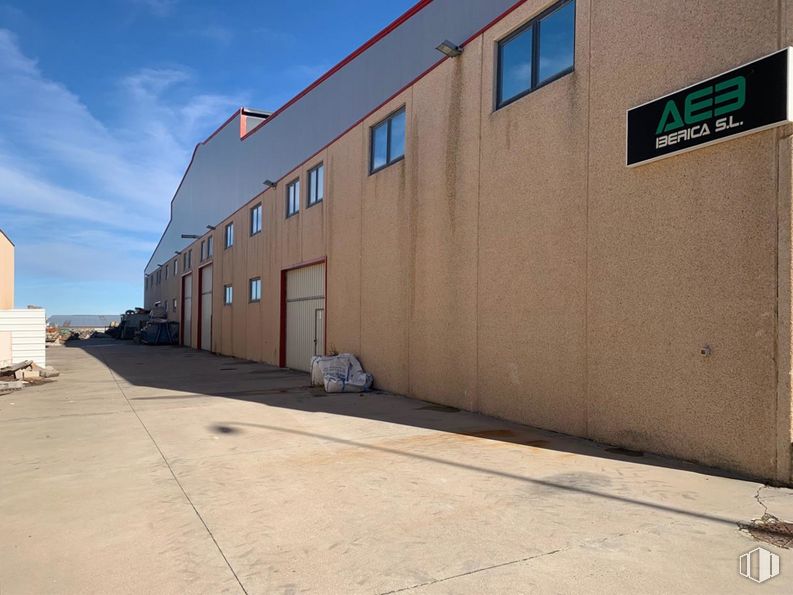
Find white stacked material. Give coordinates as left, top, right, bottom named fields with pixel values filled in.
left=310, top=354, right=373, bottom=393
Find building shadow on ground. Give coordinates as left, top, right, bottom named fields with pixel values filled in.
left=62, top=337, right=793, bottom=537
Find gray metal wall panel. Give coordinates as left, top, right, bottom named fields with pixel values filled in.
left=147, top=0, right=519, bottom=274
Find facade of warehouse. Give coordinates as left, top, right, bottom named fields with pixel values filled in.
left=145, top=0, right=793, bottom=483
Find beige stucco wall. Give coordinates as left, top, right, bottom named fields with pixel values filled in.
left=0, top=231, right=13, bottom=310
left=146, top=0, right=793, bottom=482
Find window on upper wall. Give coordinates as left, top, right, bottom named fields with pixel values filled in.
left=370, top=107, right=406, bottom=174
left=225, top=223, right=234, bottom=248
left=187, top=250, right=192, bottom=270
left=307, top=163, right=324, bottom=207
left=496, top=0, right=575, bottom=109
left=286, top=179, right=300, bottom=218
left=157, top=270, right=161, bottom=284
left=200, top=240, right=206, bottom=261
left=249, top=277, right=261, bottom=302
left=207, top=235, right=213, bottom=258
left=173, top=259, right=178, bottom=276
left=251, top=204, right=262, bottom=236
left=173, top=298, right=177, bottom=311
left=224, top=285, right=233, bottom=305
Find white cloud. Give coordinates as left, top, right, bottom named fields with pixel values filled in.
left=127, top=0, right=178, bottom=17
left=0, top=28, right=248, bottom=310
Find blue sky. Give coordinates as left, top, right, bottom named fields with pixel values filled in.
left=0, top=0, right=415, bottom=315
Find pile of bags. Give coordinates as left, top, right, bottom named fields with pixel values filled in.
left=310, top=353, right=374, bottom=393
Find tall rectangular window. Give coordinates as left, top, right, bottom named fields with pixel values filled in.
left=164, top=265, right=168, bottom=280
left=187, top=250, right=192, bottom=270
left=200, top=240, right=206, bottom=261
left=224, top=284, right=233, bottom=305
left=251, top=203, right=262, bottom=235
left=207, top=235, right=213, bottom=258
left=173, top=298, right=177, bottom=311
left=496, top=0, right=575, bottom=109
left=249, top=277, right=261, bottom=302
left=307, top=163, right=324, bottom=206
left=225, top=222, right=234, bottom=248
left=286, top=179, right=300, bottom=217
left=370, top=107, right=406, bottom=173
left=173, top=259, right=178, bottom=276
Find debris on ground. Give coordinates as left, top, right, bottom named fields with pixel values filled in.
left=310, top=353, right=374, bottom=393
left=138, top=320, right=179, bottom=345
left=0, top=360, right=60, bottom=394
left=739, top=514, right=793, bottom=549
left=106, top=307, right=179, bottom=346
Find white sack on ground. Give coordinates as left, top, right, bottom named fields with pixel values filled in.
left=310, top=353, right=374, bottom=393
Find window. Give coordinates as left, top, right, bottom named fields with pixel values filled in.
left=173, top=298, right=177, bottom=311
left=173, top=259, right=178, bottom=276
left=251, top=203, right=262, bottom=235
left=370, top=108, right=406, bottom=173
left=496, top=0, right=575, bottom=109
left=157, top=270, right=161, bottom=285
left=249, top=277, right=261, bottom=302
left=200, top=240, right=206, bottom=261
left=164, top=265, right=168, bottom=280
left=224, top=284, right=233, bottom=305
left=307, top=163, right=324, bottom=206
left=207, top=235, right=213, bottom=258
left=225, top=223, right=234, bottom=248
left=286, top=179, right=300, bottom=218
left=183, top=250, right=191, bottom=271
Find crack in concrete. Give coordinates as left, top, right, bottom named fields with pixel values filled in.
left=378, top=549, right=563, bottom=594
left=378, top=522, right=687, bottom=594
left=99, top=353, right=249, bottom=595
left=755, top=485, right=770, bottom=517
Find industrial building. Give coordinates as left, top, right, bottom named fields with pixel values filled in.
left=0, top=229, right=12, bottom=311
left=145, top=0, right=793, bottom=483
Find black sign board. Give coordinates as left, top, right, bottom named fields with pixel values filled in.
left=627, top=48, right=791, bottom=167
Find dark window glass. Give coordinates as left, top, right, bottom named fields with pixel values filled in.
left=249, top=278, right=261, bottom=302
left=370, top=108, right=406, bottom=173
left=225, top=223, right=234, bottom=248
left=497, top=0, right=575, bottom=109
left=251, top=204, right=262, bottom=235
left=371, top=121, right=388, bottom=171
left=308, top=164, right=324, bottom=206
left=498, top=27, right=533, bottom=106
left=207, top=235, right=213, bottom=257
left=389, top=110, right=406, bottom=161
left=286, top=179, right=300, bottom=217
left=538, top=1, right=575, bottom=84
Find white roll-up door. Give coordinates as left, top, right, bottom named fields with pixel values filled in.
left=286, top=263, right=325, bottom=372
left=182, top=273, right=192, bottom=348
left=200, top=265, right=212, bottom=351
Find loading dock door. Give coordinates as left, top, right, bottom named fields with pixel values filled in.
left=182, top=273, right=192, bottom=347
left=286, top=263, right=325, bottom=372
left=200, top=265, right=212, bottom=351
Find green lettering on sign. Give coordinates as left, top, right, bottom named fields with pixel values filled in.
left=656, top=75, right=747, bottom=135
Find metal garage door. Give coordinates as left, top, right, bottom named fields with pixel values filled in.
left=200, top=265, right=212, bottom=351
left=182, top=273, right=192, bottom=347
left=286, top=263, right=325, bottom=372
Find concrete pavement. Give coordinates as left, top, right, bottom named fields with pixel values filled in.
left=1, top=339, right=793, bottom=594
